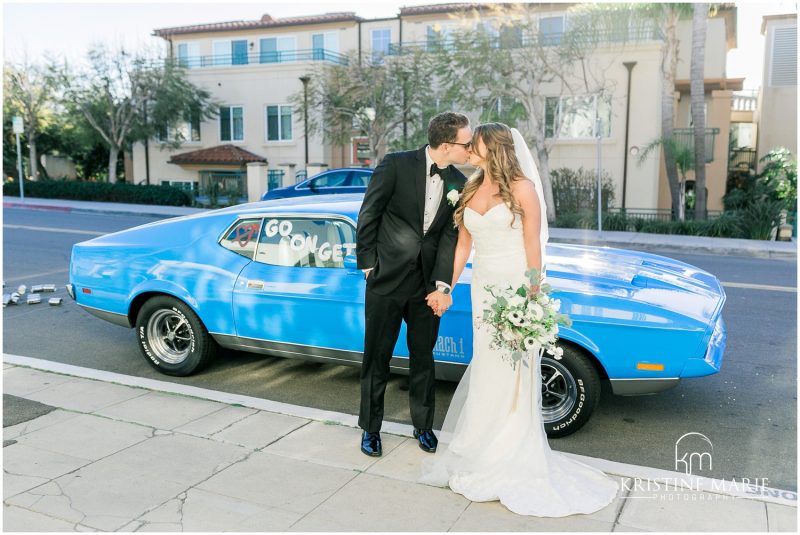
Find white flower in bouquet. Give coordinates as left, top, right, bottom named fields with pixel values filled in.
left=501, top=327, right=516, bottom=342
left=548, top=346, right=564, bottom=359
left=506, top=310, right=525, bottom=327
left=508, top=294, right=526, bottom=308
left=526, top=301, right=544, bottom=321
left=523, top=337, right=541, bottom=351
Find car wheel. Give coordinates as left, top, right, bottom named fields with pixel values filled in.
left=540, top=344, right=601, bottom=438
left=135, top=296, right=217, bottom=376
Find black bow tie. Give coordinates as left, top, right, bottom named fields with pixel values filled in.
left=430, top=163, right=445, bottom=178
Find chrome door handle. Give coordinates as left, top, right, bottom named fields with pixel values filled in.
left=246, top=279, right=265, bottom=289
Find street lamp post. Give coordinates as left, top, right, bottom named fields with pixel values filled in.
left=621, top=61, right=637, bottom=210
left=299, top=75, right=311, bottom=178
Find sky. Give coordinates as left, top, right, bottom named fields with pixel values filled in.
left=3, top=0, right=798, bottom=90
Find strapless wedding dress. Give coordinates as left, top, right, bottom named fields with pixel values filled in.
left=419, top=202, right=619, bottom=517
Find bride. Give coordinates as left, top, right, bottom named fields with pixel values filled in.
left=420, top=122, right=619, bottom=517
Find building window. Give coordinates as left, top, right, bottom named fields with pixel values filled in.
left=220, top=106, right=244, bottom=141
left=176, top=42, right=200, bottom=68
left=155, top=109, right=201, bottom=143
left=260, top=36, right=296, bottom=63
left=371, top=29, right=391, bottom=60
left=213, top=39, right=249, bottom=66
left=266, top=105, right=292, bottom=141
left=770, top=25, right=797, bottom=87
left=545, top=95, right=611, bottom=139
left=539, top=15, right=565, bottom=46
left=426, top=24, right=454, bottom=50
left=312, top=32, right=339, bottom=60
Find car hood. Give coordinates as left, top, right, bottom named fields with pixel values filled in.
left=541, top=243, right=726, bottom=326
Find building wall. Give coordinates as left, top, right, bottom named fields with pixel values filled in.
left=135, top=5, right=736, bottom=210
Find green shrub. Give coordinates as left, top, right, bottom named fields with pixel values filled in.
left=550, top=167, right=615, bottom=214
left=2, top=179, right=190, bottom=206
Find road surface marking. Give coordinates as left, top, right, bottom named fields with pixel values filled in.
left=3, top=224, right=104, bottom=236
left=721, top=281, right=796, bottom=293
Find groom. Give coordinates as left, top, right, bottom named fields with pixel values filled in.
left=356, top=112, right=472, bottom=457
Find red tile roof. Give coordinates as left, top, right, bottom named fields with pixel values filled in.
left=398, top=3, right=483, bottom=16
left=168, top=145, right=267, bottom=166
left=153, top=12, right=360, bottom=37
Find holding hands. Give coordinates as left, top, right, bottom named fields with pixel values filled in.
left=426, top=290, right=453, bottom=317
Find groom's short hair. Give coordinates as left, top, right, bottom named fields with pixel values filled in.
left=428, top=112, right=470, bottom=149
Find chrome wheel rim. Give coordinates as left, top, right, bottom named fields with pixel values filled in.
left=146, top=310, right=192, bottom=364
left=540, top=358, right=578, bottom=423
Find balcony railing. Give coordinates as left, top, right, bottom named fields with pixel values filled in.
left=731, top=93, right=758, bottom=112
left=729, top=148, right=757, bottom=170
left=389, top=27, right=662, bottom=55
left=672, top=128, right=720, bottom=163
left=176, top=48, right=348, bottom=69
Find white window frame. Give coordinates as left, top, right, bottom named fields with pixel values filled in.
left=539, top=13, right=566, bottom=44
left=219, top=105, right=245, bottom=143
left=312, top=31, right=339, bottom=53
left=546, top=94, right=612, bottom=140
left=370, top=28, right=391, bottom=57
left=258, top=34, right=297, bottom=63
left=176, top=41, right=200, bottom=68
left=264, top=104, right=293, bottom=142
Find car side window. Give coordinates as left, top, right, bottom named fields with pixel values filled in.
left=350, top=172, right=371, bottom=187
left=219, top=218, right=262, bottom=260
left=254, top=217, right=357, bottom=268
left=309, top=172, right=351, bottom=188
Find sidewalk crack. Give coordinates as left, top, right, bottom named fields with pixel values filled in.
left=611, top=478, right=633, bottom=532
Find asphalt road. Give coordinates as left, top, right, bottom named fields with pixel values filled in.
left=2, top=207, right=797, bottom=491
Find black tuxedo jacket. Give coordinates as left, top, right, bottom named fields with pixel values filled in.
left=356, top=146, right=467, bottom=296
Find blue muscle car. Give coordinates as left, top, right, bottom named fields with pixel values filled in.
left=68, top=194, right=727, bottom=437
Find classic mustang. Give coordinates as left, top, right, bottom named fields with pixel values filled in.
left=68, top=194, right=727, bottom=437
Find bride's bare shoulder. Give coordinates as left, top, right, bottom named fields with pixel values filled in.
left=511, top=177, right=536, bottom=196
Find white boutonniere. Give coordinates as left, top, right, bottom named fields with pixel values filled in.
left=447, top=189, right=461, bottom=207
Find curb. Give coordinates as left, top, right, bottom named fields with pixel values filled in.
left=3, top=202, right=72, bottom=213
left=4, top=200, right=204, bottom=219
left=4, top=353, right=797, bottom=508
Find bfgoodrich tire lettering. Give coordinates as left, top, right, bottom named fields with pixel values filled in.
left=541, top=344, right=601, bottom=438
left=135, top=296, right=217, bottom=376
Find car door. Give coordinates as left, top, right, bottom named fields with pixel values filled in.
left=302, top=171, right=352, bottom=194
left=231, top=214, right=367, bottom=363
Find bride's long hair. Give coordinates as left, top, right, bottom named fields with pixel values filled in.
left=454, top=122, right=526, bottom=228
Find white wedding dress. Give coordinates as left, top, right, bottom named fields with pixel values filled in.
left=419, top=202, right=619, bottom=517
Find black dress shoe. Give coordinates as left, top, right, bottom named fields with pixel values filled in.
left=413, top=428, right=438, bottom=453
left=361, top=431, right=382, bottom=457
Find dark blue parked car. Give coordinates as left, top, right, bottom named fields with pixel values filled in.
left=261, top=168, right=373, bottom=201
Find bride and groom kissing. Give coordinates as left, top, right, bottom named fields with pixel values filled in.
left=355, top=112, right=619, bottom=517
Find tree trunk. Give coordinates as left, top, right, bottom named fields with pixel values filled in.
left=535, top=142, right=556, bottom=223
left=661, top=10, right=683, bottom=221
left=108, top=146, right=119, bottom=183
left=28, top=136, right=39, bottom=181
left=691, top=4, right=708, bottom=221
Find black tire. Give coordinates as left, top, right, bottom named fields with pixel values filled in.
left=135, top=295, right=217, bottom=376
left=541, top=344, right=601, bottom=438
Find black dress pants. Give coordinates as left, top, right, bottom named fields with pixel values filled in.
left=359, top=264, right=439, bottom=433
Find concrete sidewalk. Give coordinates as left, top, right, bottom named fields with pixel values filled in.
left=3, top=356, right=797, bottom=532
left=4, top=195, right=796, bottom=259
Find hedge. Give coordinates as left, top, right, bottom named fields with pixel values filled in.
left=2, top=179, right=191, bottom=206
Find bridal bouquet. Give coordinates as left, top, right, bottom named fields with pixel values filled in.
left=480, top=267, right=572, bottom=369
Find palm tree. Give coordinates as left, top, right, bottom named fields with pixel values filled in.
left=638, top=137, right=695, bottom=221
left=690, top=4, right=709, bottom=220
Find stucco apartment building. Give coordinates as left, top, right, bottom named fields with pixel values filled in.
left=134, top=3, right=740, bottom=213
